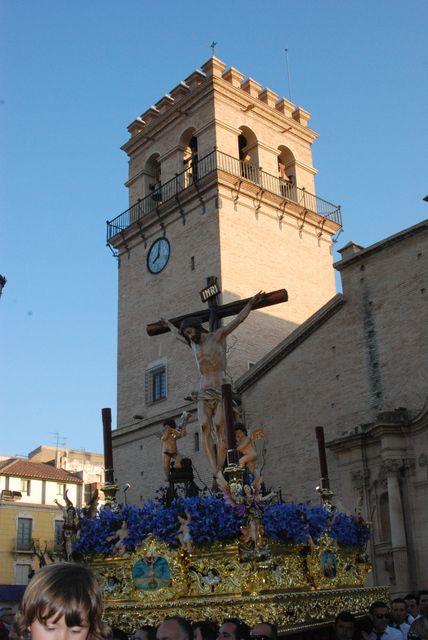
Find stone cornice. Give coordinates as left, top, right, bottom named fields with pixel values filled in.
left=236, top=294, right=346, bottom=393
left=328, top=396, right=428, bottom=453
left=334, top=219, right=428, bottom=271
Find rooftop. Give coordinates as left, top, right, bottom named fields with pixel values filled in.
left=0, top=458, right=83, bottom=483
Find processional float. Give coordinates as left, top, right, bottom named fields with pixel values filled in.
left=56, top=288, right=388, bottom=636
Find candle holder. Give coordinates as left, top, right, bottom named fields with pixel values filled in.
left=101, top=477, right=119, bottom=512
left=224, top=463, right=245, bottom=500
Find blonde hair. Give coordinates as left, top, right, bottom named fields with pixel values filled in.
left=13, top=563, right=109, bottom=640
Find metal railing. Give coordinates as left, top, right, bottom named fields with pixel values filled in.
left=107, top=149, right=341, bottom=242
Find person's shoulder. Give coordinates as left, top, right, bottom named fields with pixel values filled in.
left=385, top=626, right=403, bottom=639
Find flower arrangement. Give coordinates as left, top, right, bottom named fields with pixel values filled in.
left=73, top=496, right=370, bottom=558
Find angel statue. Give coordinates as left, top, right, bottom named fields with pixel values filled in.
left=161, top=410, right=192, bottom=480
left=234, top=423, right=265, bottom=474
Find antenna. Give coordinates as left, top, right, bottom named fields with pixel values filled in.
left=284, top=48, right=293, bottom=103
left=210, top=41, right=218, bottom=56
left=49, top=431, right=67, bottom=450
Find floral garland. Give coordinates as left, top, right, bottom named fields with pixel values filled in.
left=74, top=497, right=370, bottom=557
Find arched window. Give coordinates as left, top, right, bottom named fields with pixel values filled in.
left=144, top=154, right=162, bottom=202
left=238, top=126, right=259, bottom=183
left=181, top=129, right=198, bottom=187
left=277, top=146, right=297, bottom=201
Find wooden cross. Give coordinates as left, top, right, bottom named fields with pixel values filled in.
left=146, top=282, right=288, bottom=336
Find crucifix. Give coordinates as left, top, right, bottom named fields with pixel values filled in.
left=148, top=279, right=288, bottom=477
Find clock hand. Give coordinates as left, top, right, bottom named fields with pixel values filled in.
left=153, top=244, right=161, bottom=262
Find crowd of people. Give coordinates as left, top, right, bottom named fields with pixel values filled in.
left=0, top=564, right=427, bottom=640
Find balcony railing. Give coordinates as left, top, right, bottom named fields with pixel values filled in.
left=107, top=149, right=342, bottom=242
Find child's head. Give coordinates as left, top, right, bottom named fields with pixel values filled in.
left=14, top=563, right=108, bottom=640
left=234, top=422, right=248, bottom=438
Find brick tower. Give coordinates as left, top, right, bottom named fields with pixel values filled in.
left=107, top=57, right=342, bottom=499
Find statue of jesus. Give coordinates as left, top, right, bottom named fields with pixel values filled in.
left=161, top=291, right=264, bottom=475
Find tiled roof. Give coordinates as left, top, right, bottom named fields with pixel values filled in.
left=0, top=459, right=83, bottom=483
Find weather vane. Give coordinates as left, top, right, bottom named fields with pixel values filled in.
left=210, top=41, right=218, bottom=55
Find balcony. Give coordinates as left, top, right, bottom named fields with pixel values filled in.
left=107, top=149, right=342, bottom=244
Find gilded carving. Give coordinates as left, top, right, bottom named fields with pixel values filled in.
left=91, top=535, right=375, bottom=634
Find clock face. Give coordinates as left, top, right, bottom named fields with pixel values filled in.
left=147, top=238, right=170, bottom=274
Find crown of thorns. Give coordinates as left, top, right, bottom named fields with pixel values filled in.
left=179, top=317, right=208, bottom=334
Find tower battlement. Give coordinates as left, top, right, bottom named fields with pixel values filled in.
left=126, top=56, right=312, bottom=141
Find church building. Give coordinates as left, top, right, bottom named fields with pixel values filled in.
left=107, top=58, right=427, bottom=594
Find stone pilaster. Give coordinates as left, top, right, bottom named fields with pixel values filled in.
left=383, top=458, right=410, bottom=592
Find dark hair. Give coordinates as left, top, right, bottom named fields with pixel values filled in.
left=392, top=598, right=406, bottom=605
left=136, top=626, right=156, bottom=640
left=192, top=621, right=219, bottom=640
left=405, top=594, right=418, bottom=601
left=369, top=601, right=389, bottom=614
left=179, top=318, right=207, bottom=345
left=417, top=591, right=428, bottom=604
left=223, top=619, right=250, bottom=640
left=13, top=563, right=109, bottom=640
left=163, top=418, right=177, bottom=429
left=163, top=617, right=193, bottom=640
left=234, top=423, right=248, bottom=435
left=110, top=628, right=128, bottom=640
left=251, top=623, right=277, bottom=640
left=335, top=611, right=355, bottom=624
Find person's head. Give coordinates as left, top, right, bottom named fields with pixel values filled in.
left=13, top=563, right=108, bottom=640
left=133, top=627, right=156, bottom=640
left=163, top=418, right=177, bottom=430
left=249, top=622, right=277, bottom=640
left=369, top=602, right=390, bottom=633
left=157, top=617, right=192, bottom=640
left=179, top=319, right=206, bottom=346
left=192, top=621, right=218, bottom=640
left=418, top=591, right=428, bottom=617
left=405, top=594, right=420, bottom=618
left=391, top=599, right=407, bottom=624
left=217, top=620, right=250, bottom=640
left=408, top=616, right=428, bottom=640
left=334, top=612, right=355, bottom=640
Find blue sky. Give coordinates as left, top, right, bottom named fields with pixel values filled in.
left=1, top=0, right=427, bottom=457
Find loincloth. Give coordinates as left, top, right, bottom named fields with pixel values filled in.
left=192, top=387, right=222, bottom=410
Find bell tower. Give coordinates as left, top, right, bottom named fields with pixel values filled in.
left=108, top=57, right=342, bottom=497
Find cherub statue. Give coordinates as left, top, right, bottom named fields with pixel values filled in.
left=161, top=411, right=191, bottom=480
left=176, top=509, right=192, bottom=552
left=235, top=423, right=265, bottom=474
left=107, top=520, right=129, bottom=556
